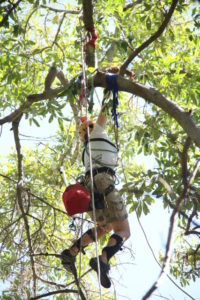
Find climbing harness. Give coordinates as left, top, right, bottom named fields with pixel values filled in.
left=78, top=21, right=103, bottom=299
left=82, top=137, right=118, bottom=169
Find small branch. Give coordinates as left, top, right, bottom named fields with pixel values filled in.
left=31, top=252, right=62, bottom=259
left=28, top=190, right=67, bottom=215
left=123, top=0, right=142, bottom=11
left=142, top=161, right=200, bottom=299
left=137, top=215, right=195, bottom=300
left=181, top=136, right=192, bottom=188
left=30, top=288, right=79, bottom=300
left=158, top=176, right=200, bottom=227
left=36, top=275, right=65, bottom=289
left=12, top=116, right=37, bottom=296
left=44, top=67, right=58, bottom=91
left=0, top=216, right=22, bottom=236
left=185, top=198, right=198, bottom=235
left=52, top=12, right=66, bottom=47
left=0, top=0, right=23, bottom=27
left=56, top=70, right=68, bottom=86
left=45, top=66, right=68, bottom=91
left=120, top=0, right=179, bottom=75
left=40, top=5, right=80, bottom=14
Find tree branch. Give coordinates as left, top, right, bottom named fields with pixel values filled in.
left=137, top=215, right=195, bottom=300
left=94, top=72, right=200, bottom=148
left=1, top=71, right=200, bottom=149
left=120, top=0, right=179, bottom=75
left=181, top=136, right=192, bottom=188
left=12, top=115, right=37, bottom=296
left=123, top=0, right=143, bottom=11
left=82, top=0, right=94, bottom=30
left=30, top=288, right=79, bottom=300
left=0, top=0, right=23, bottom=27
left=52, top=12, right=66, bottom=47
left=142, top=160, right=200, bottom=299
left=158, top=176, right=200, bottom=228
left=40, top=5, right=80, bottom=14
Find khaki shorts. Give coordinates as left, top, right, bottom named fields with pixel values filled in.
left=85, top=173, right=128, bottom=225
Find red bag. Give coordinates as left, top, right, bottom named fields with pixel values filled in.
left=62, top=183, right=91, bottom=216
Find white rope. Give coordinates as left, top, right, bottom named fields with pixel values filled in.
left=79, top=19, right=102, bottom=299
left=86, top=119, right=102, bottom=299
left=77, top=214, right=84, bottom=300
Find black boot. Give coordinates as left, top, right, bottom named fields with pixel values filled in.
left=60, top=249, right=76, bottom=274
left=89, top=256, right=111, bottom=288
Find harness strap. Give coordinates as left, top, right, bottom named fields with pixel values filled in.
left=82, top=138, right=117, bottom=166
left=85, top=166, right=115, bottom=178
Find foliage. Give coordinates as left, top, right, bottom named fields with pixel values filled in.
left=0, top=0, right=200, bottom=299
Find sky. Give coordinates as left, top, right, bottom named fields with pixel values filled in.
left=0, top=114, right=199, bottom=300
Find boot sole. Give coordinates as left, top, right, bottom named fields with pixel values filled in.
left=89, top=258, right=111, bottom=288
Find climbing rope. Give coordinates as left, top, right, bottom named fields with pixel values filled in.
left=78, top=20, right=103, bottom=300
left=77, top=214, right=84, bottom=300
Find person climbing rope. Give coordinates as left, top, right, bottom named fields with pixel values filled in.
left=60, top=102, right=130, bottom=289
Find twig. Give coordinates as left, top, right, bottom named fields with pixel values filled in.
left=12, top=115, right=37, bottom=296
left=31, top=252, right=62, bottom=258
left=40, top=5, right=80, bottom=14
left=123, top=0, right=142, bottom=12
left=52, top=12, right=66, bottom=47
left=158, top=176, right=200, bottom=227
left=137, top=215, right=195, bottom=300
left=0, top=0, right=23, bottom=27
left=120, top=0, right=179, bottom=75
left=30, top=288, right=79, bottom=300
left=142, top=161, right=200, bottom=299
left=181, top=136, right=191, bottom=188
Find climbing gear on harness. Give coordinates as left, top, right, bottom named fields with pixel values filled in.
left=85, top=166, right=115, bottom=178
left=102, top=234, right=123, bottom=261
left=62, top=182, right=90, bottom=216
left=88, top=192, right=104, bottom=210
left=89, top=256, right=111, bottom=288
left=79, top=118, right=95, bottom=142
left=60, top=249, right=76, bottom=274
left=105, top=74, right=119, bottom=128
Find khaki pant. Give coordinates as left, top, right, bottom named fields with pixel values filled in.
left=85, top=173, right=128, bottom=225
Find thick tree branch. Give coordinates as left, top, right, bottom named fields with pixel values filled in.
left=120, top=0, right=179, bottom=75
left=94, top=72, right=200, bottom=148
left=142, top=160, right=200, bottom=299
left=1, top=71, right=200, bottom=149
left=82, top=0, right=94, bottom=30
left=0, top=87, right=62, bottom=125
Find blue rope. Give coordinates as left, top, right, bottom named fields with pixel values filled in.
left=105, top=74, right=119, bottom=128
